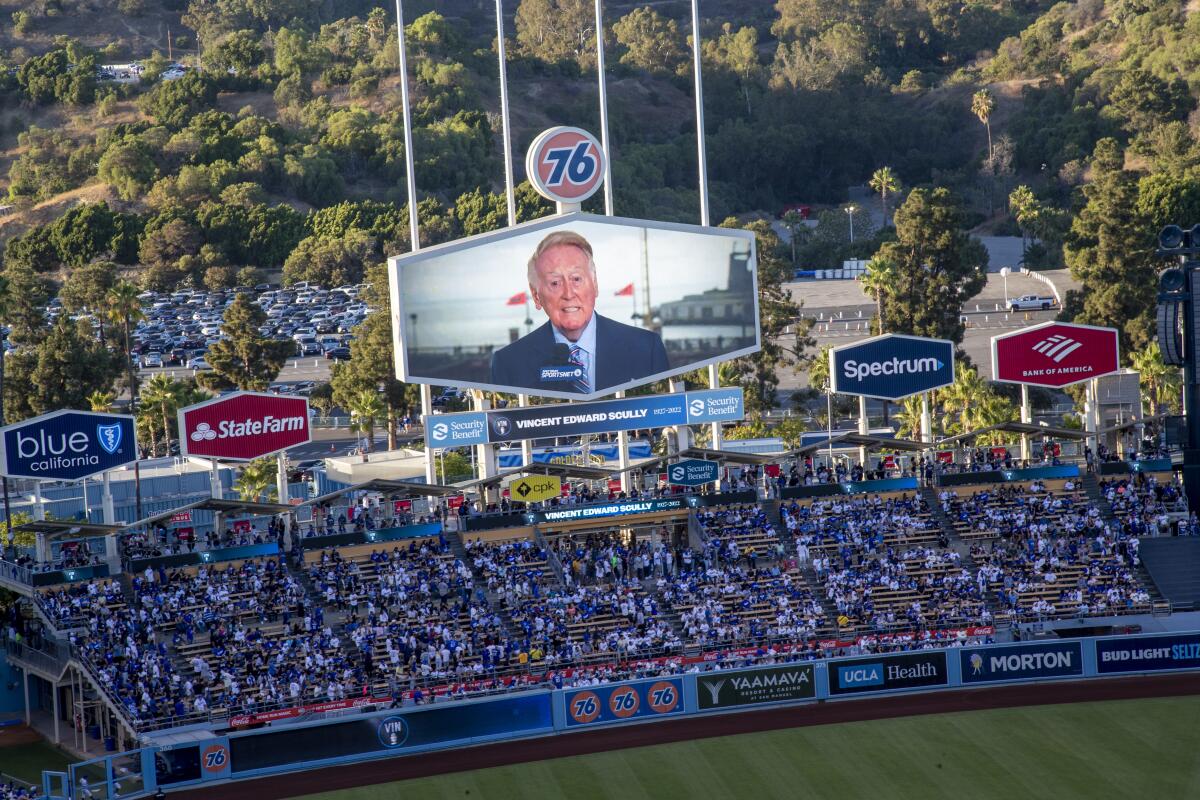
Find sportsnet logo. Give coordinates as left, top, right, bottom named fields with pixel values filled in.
left=1032, top=334, right=1082, bottom=363
left=540, top=366, right=584, bottom=382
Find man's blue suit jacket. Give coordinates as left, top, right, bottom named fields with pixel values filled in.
left=489, top=313, right=669, bottom=394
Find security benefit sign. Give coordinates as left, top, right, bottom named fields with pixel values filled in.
left=830, top=334, right=955, bottom=400
left=565, top=678, right=684, bottom=727
left=828, top=651, right=948, bottom=696
left=697, top=664, right=815, bottom=710
left=668, top=459, right=719, bottom=487
left=425, top=388, right=744, bottom=448
left=508, top=475, right=561, bottom=503
left=1095, top=633, right=1200, bottom=675
left=992, top=321, right=1120, bottom=388
left=960, top=642, right=1084, bottom=685
left=0, top=410, right=138, bottom=481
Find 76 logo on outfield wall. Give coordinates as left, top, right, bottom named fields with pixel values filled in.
left=569, top=690, right=601, bottom=724
left=609, top=687, right=640, bottom=719
left=525, top=126, right=606, bottom=205
left=201, top=743, right=228, bottom=773
left=648, top=682, right=679, bottom=714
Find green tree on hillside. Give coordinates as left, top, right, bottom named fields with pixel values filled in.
left=873, top=187, right=988, bottom=343
left=515, top=0, right=594, bottom=65
left=612, top=7, right=686, bottom=75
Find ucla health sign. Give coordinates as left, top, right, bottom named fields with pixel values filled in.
left=426, top=388, right=744, bottom=447
left=830, top=334, right=955, bottom=400
left=828, top=651, right=948, bottom=696
left=0, top=410, right=138, bottom=481
left=668, top=459, right=719, bottom=487
left=960, top=641, right=1083, bottom=684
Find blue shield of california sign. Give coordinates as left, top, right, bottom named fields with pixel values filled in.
left=829, top=334, right=955, bottom=400
left=0, top=410, right=138, bottom=481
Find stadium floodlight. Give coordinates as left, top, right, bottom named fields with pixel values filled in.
left=1159, top=225, right=1185, bottom=250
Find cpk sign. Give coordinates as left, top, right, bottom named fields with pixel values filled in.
left=992, top=322, right=1119, bottom=388
left=179, top=391, right=310, bottom=461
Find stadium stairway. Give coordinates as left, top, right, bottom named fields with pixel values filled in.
left=1080, top=472, right=1120, bottom=525
left=1137, top=537, right=1200, bottom=612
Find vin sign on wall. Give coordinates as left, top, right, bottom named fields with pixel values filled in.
left=0, top=410, right=138, bottom=481
left=426, top=388, right=744, bottom=448
left=992, top=321, right=1119, bottom=388
left=829, top=334, right=954, bottom=400
left=179, top=392, right=311, bottom=461
left=960, top=642, right=1083, bottom=684
left=697, top=664, right=815, bottom=709
left=828, top=651, right=948, bottom=696
left=1095, top=633, right=1200, bottom=674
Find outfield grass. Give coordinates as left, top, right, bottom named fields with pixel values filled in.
left=308, top=695, right=1200, bottom=800
left=0, top=740, right=74, bottom=785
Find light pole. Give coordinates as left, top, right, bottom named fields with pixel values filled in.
left=1000, top=266, right=1011, bottom=307
left=1155, top=224, right=1200, bottom=511
left=845, top=204, right=857, bottom=244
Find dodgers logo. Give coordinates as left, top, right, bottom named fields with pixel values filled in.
left=377, top=715, right=409, bottom=748
left=96, top=423, right=122, bottom=454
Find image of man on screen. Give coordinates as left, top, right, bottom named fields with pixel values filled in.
left=490, top=231, right=668, bottom=394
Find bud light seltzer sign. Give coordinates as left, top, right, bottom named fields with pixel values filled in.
left=0, top=410, right=138, bottom=481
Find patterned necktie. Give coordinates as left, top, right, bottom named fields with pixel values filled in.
left=568, top=344, right=590, bottom=394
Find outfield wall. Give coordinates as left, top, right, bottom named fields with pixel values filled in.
left=43, top=630, right=1200, bottom=799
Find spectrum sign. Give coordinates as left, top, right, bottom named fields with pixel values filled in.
left=992, top=321, right=1119, bottom=388
left=0, top=410, right=138, bottom=481
left=829, top=334, right=954, bottom=400
left=179, top=391, right=311, bottom=461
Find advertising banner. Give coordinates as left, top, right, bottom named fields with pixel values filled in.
left=828, top=651, right=948, bottom=696
left=426, top=388, right=744, bottom=448
left=668, top=459, right=719, bottom=487
left=390, top=212, right=759, bottom=400
left=508, top=475, right=561, bottom=503
left=830, top=334, right=955, bottom=400
left=1095, top=633, right=1200, bottom=674
left=0, top=410, right=138, bottom=481
left=526, top=496, right=688, bottom=525
left=497, top=440, right=652, bottom=469
left=960, top=641, right=1084, bottom=684
left=179, top=391, right=311, bottom=461
left=564, top=678, right=684, bottom=727
left=992, top=321, right=1120, bottom=388
left=229, top=695, right=553, bottom=773
left=696, top=664, right=816, bottom=709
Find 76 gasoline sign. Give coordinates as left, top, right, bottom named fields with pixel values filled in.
left=525, top=126, right=606, bottom=204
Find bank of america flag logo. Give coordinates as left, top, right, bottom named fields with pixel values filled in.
left=1032, top=334, right=1082, bottom=363
left=97, top=423, right=122, bottom=454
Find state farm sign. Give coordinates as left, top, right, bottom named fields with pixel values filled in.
left=992, top=321, right=1119, bottom=388
left=179, top=391, right=311, bottom=461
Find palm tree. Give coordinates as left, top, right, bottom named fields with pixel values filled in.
left=234, top=458, right=277, bottom=502
left=106, top=281, right=145, bottom=409
left=1131, top=341, right=1179, bottom=416
left=87, top=390, right=115, bottom=413
left=807, top=344, right=834, bottom=394
left=868, top=167, right=900, bottom=227
left=349, top=389, right=385, bottom=462
left=895, top=394, right=925, bottom=440
left=1008, top=185, right=1039, bottom=253
left=937, top=365, right=992, bottom=435
left=140, top=374, right=187, bottom=457
left=780, top=209, right=805, bottom=264
left=972, top=88, right=996, bottom=161
left=860, top=258, right=896, bottom=334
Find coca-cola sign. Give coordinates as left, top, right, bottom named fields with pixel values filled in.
left=992, top=321, right=1119, bottom=388
left=179, top=391, right=311, bottom=461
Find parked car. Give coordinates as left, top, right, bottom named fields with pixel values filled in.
left=140, top=353, right=163, bottom=369
left=1008, top=294, right=1057, bottom=312
left=324, top=346, right=351, bottom=361
left=187, top=356, right=210, bottom=370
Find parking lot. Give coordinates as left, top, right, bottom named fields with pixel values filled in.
left=73, top=283, right=369, bottom=390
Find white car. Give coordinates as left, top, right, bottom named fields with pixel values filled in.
left=1009, top=295, right=1057, bottom=312
left=187, top=356, right=210, bottom=370
left=141, top=353, right=163, bottom=369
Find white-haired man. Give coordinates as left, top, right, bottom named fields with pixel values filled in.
left=490, top=230, right=668, bottom=393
